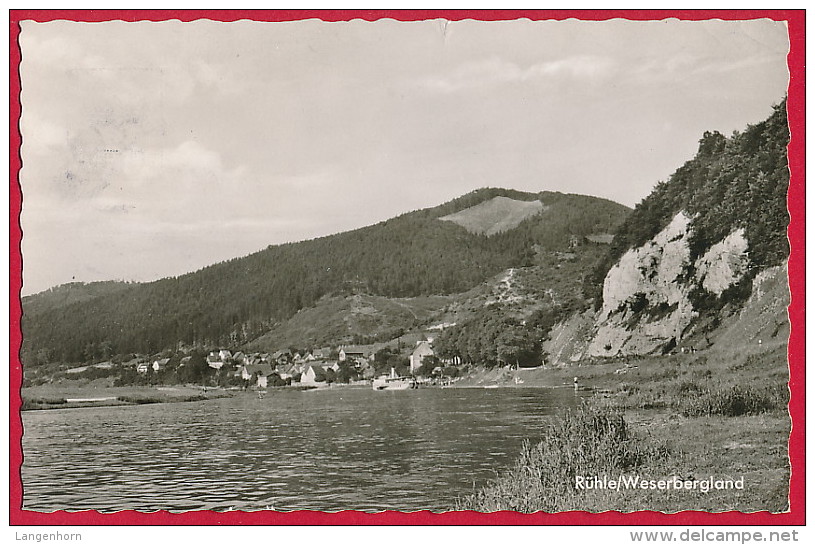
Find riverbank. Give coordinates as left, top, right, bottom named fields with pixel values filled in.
left=457, top=407, right=789, bottom=513
left=456, top=343, right=791, bottom=513
left=20, top=384, right=235, bottom=410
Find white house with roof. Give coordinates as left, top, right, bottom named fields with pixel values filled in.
left=152, top=358, right=171, bottom=372
left=207, top=352, right=225, bottom=370
left=300, top=363, right=328, bottom=384
left=410, top=341, right=434, bottom=374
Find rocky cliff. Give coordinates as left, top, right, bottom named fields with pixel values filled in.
left=583, top=211, right=752, bottom=357
left=544, top=99, right=789, bottom=364
left=543, top=215, right=779, bottom=364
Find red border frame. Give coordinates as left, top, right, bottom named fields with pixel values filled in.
left=8, top=9, right=805, bottom=526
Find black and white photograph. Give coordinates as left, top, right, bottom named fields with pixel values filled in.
left=13, top=12, right=798, bottom=518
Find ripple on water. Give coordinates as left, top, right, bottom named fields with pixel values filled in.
left=22, top=387, right=580, bottom=512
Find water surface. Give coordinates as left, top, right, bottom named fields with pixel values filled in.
left=21, top=387, right=584, bottom=512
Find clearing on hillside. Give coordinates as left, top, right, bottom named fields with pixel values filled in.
left=439, top=196, right=545, bottom=235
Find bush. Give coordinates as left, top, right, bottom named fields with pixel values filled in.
left=116, top=395, right=161, bottom=405
left=680, top=384, right=788, bottom=417
left=21, top=397, right=67, bottom=410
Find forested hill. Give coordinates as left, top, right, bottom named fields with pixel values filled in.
left=20, top=281, right=132, bottom=316
left=21, top=188, right=629, bottom=364
left=585, top=99, right=790, bottom=305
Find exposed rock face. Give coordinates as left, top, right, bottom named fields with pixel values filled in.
left=709, top=264, right=789, bottom=353
left=542, top=310, right=594, bottom=365
left=695, top=228, right=749, bottom=295
left=586, top=211, right=751, bottom=357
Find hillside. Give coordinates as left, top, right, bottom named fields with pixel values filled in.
left=22, top=281, right=132, bottom=317
left=20, top=188, right=630, bottom=365
left=246, top=294, right=452, bottom=352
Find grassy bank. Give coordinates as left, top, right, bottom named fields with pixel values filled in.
left=20, top=385, right=232, bottom=410
left=457, top=345, right=791, bottom=513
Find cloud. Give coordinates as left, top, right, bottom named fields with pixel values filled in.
left=19, top=111, right=66, bottom=152
left=21, top=22, right=242, bottom=114
left=415, top=55, right=616, bottom=93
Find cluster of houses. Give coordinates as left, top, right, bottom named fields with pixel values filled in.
left=133, top=341, right=439, bottom=389
left=220, top=347, right=366, bottom=388
left=135, top=358, right=170, bottom=374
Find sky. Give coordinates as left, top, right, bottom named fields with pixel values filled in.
left=18, top=17, right=790, bottom=295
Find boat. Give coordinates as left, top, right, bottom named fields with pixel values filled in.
left=372, top=368, right=418, bottom=391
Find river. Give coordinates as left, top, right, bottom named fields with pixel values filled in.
left=21, top=386, right=586, bottom=512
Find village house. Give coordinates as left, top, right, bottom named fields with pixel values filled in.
left=300, top=363, right=328, bottom=384
left=275, top=363, right=296, bottom=381
left=243, top=354, right=259, bottom=366
left=207, top=353, right=225, bottom=370
left=339, top=346, right=371, bottom=363
left=152, top=358, right=171, bottom=372
left=312, top=348, right=332, bottom=360
left=410, top=341, right=434, bottom=374
left=240, top=362, right=274, bottom=388
left=272, top=349, right=292, bottom=365
left=136, top=362, right=150, bottom=374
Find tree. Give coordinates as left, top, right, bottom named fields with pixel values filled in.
left=496, top=327, right=540, bottom=368
left=414, top=356, right=439, bottom=377
left=336, top=363, right=359, bottom=383
left=179, top=350, right=211, bottom=385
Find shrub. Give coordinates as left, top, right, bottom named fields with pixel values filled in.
left=116, top=395, right=161, bottom=405
left=680, top=384, right=788, bottom=417
left=21, top=397, right=67, bottom=410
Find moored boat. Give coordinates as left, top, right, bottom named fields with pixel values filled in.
left=372, top=368, right=418, bottom=390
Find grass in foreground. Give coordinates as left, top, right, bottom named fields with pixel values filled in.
left=456, top=405, right=669, bottom=512
left=457, top=403, right=790, bottom=513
